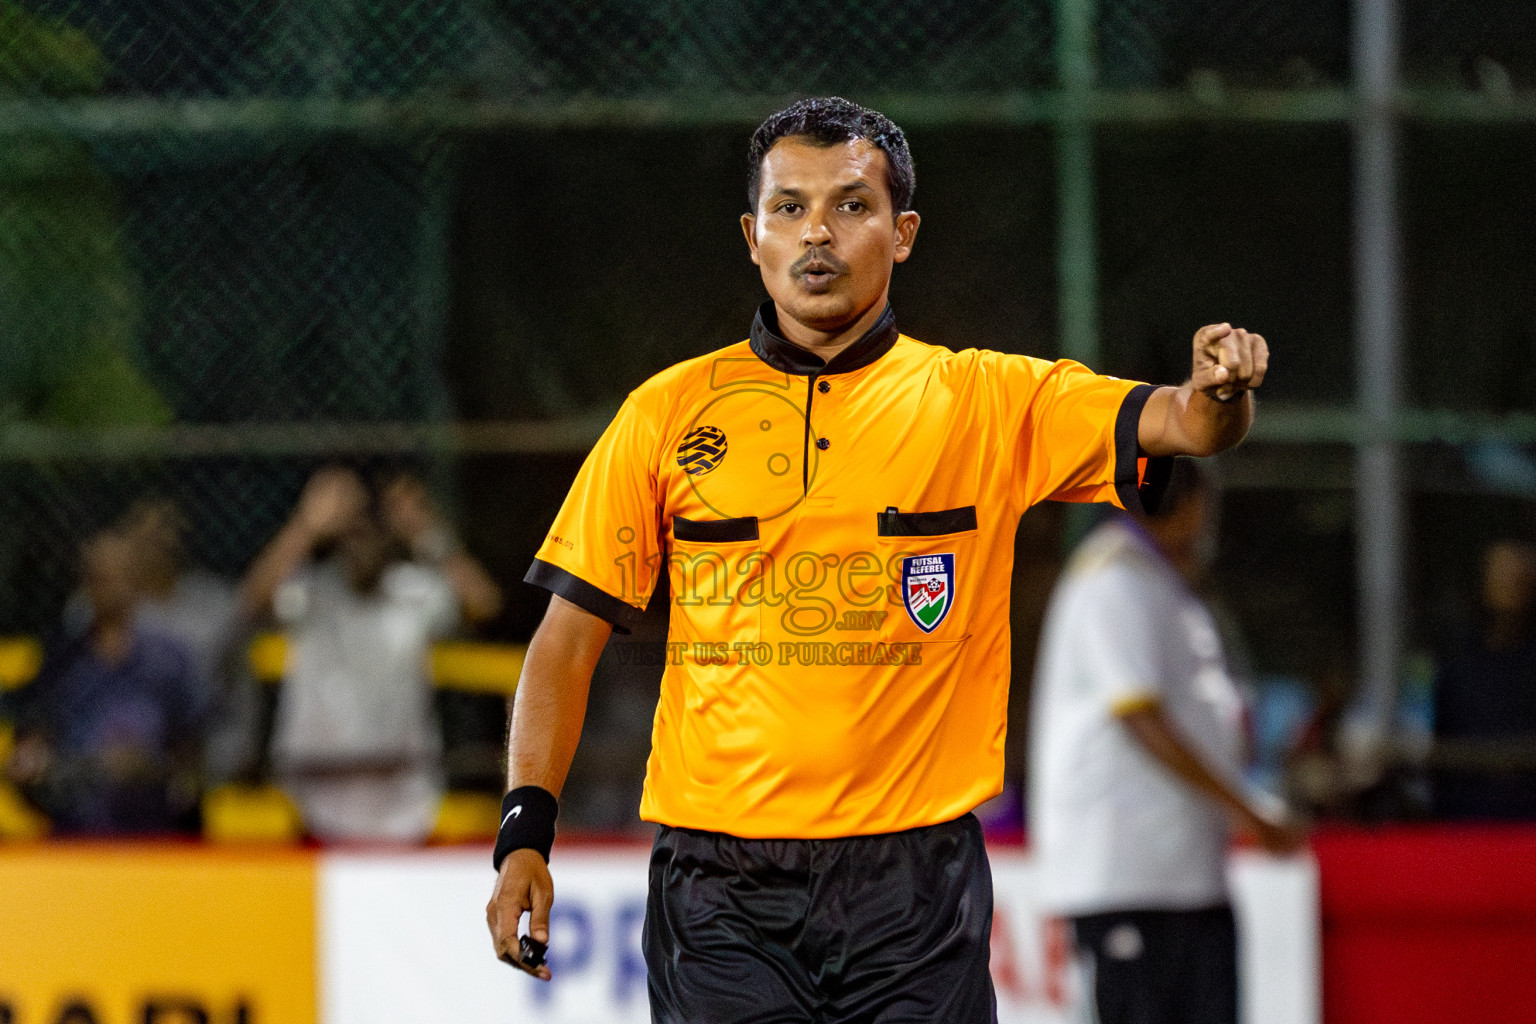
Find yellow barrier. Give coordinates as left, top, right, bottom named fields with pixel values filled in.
left=199, top=786, right=503, bottom=845
left=0, top=634, right=525, bottom=695
left=427, top=639, right=528, bottom=696
left=0, top=724, right=48, bottom=840
left=430, top=791, right=503, bottom=842
left=202, top=784, right=305, bottom=844
left=0, top=637, right=42, bottom=691
left=246, top=631, right=289, bottom=683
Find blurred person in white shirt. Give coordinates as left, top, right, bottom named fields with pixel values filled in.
left=1029, top=458, right=1302, bottom=1024
left=242, top=467, right=500, bottom=843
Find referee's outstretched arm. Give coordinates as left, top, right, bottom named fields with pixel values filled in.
left=1137, top=322, right=1268, bottom=458
left=486, top=594, right=612, bottom=980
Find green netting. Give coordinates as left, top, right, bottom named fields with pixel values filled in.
left=0, top=0, right=1530, bottom=636
left=3, top=0, right=1056, bottom=100
left=0, top=2, right=468, bottom=630
left=1097, top=0, right=1349, bottom=87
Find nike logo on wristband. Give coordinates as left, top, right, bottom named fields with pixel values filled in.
left=502, top=806, right=522, bottom=829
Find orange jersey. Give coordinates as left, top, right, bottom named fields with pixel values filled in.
left=527, top=303, right=1164, bottom=838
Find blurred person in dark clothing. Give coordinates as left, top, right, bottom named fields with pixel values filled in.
left=68, top=498, right=257, bottom=783
left=243, top=467, right=500, bottom=843
left=5, top=531, right=205, bottom=834
left=1433, top=539, right=1536, bottom=819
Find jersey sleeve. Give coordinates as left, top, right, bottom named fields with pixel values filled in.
left=1068, top=565, right=1166, bottom=714
left=1001, top=356, right=1168, bottom=512
left=524, top=395, right=663, bottom=634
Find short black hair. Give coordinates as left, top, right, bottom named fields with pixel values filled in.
left=747, top=97, right=915, bottom=215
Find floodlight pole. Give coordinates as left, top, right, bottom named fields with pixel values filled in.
left=1352, top=0, right=1406, bottom=756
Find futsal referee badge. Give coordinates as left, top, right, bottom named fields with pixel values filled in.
left=901, top=553, right=955, bottom=633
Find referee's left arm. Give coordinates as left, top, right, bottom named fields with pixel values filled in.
left=486, top=593, right=612, bottom=980
left=485, top=390, right=661, bottom=979
left=1138, top=323, right=1268, bottom=457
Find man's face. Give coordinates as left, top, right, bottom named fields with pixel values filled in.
left=742, top=137, right=919, bottom=335
left=82, top=534, right=139, bottom=620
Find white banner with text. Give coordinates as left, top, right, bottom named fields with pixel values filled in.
left=321, top=846, right=1318, bottom=1024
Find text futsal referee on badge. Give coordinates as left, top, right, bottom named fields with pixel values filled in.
left=486, top=97, right=1270, bottom=1023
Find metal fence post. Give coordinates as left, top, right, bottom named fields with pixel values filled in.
left=1055, top=0, right=1101, bottom=550
left=1352, top=0, right=1406, bottom=755
left=1054, top=0, right=1099, bottom=369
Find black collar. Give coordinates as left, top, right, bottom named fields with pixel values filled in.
left=749, top=301, right=899, bottom=376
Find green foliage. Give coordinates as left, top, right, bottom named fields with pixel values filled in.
left=0, top=1, right=169, bottom=427
left=0, top=0, right=105, bottom=97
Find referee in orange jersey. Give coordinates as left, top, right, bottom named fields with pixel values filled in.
left=487, top=97, right=1268, bottom=1023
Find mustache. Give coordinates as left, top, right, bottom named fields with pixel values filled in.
left=789, top=248, right=849, bottom=276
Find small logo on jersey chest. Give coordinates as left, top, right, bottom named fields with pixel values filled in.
left=677, top=425, right=727, bottom=476
left=901, top=553, right=955, bottom=633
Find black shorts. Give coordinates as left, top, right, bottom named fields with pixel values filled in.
left=1070, top=905, right=1238, bottom=1024
left=643, top=813, right=997, bottom=1024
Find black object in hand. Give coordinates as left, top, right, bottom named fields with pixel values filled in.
left=500, top=934, right=548, bottom=975
left=520, top=935, right=548, bottom=968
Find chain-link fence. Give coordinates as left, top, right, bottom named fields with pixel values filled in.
left=2, top=0, right=1535, bottom=655
left=3, top=0, right=1536, bottom=823
left=2, top=1, right=469, bottom=629
left=0, top=1, right=974, bottom=638
left=0, top=0, right=1042, bottom=632
left=1, top=0, right=1533, bottom=597
left=0, top=0, right=1287, bottom=629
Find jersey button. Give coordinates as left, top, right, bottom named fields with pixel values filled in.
left=816, top=437, right=831, bottom=450
left=817, top=379, right=831, bottom=394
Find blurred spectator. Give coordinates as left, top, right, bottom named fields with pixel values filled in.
left=377, top=472, right=503, bottom=626
left=242, top=467, right=501, bottom=843
left=1432, top=539, right=1536, bottom=819
left=64, top=498, right=258, bottom=785
left=1030, top=459, right=1301, bottom=1024
left=5, top=531, right=205, bottom=834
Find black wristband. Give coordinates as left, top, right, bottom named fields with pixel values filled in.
left=493, top=787, right=558, bottom=870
